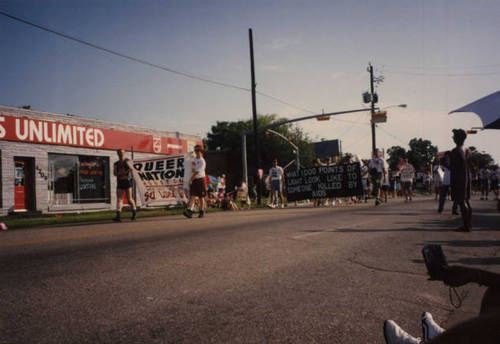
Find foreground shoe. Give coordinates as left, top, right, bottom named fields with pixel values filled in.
left=183, top=209, right=193, bottom=218
left=384, top=320, right=421, bottom=344
left=198, top=210, right=205, bottom=218
left=422, top=312, right=445, bottom=341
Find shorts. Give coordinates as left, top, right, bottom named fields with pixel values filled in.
left=402, top=181, right=412, bottom=190
left=271, top=180, right=281, bottom=191
left=491, top=180, right=498, bottom=191
left=190, top=178, right=207, bottom=197
left=381, top=185, right=389, bottom=191
left=117, top=179, right=132, bottom=190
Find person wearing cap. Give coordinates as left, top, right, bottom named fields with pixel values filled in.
left=268, top=158, right=285, bottom=208
left=183, top=144, right=207, bottom=218
left=450, top=129, right=472, bottom=231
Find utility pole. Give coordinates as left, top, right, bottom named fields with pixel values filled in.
left=249, top=28, right=262, bottom=205
left=369, top=63, right=376, bottom=156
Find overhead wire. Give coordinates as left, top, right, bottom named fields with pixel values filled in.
left=0, top=9, right=373, bottom=129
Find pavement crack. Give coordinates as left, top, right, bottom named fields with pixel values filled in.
left=346, top=256, right=426, bottom=277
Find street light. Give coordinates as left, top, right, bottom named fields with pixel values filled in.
left=265, top=129, right=300, bottom=169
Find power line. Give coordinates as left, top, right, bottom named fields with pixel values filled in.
left=0, top=9, right=251, bottom=92
left=1, top=9, right=366, bottom=128
left=382, top=67, right=500, bottom=77
left=380, top=62, right=500, bottom=70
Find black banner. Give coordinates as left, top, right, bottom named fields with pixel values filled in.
left=285, top=162, right=363, bottom=201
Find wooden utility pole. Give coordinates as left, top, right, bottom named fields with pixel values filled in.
left=249, top=28, right=262, bottom=205
left=369, top=63, right=376, bottom=156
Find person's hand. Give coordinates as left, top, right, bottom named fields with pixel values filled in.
left=442, top=266, right=476, bottom=287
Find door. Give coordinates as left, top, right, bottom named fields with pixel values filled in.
left=14, top=160, right=27, bottom=211
left=14, top=158, right=35, bottom=211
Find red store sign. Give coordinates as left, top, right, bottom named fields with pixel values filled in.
left=0, top=114, right=200, bottom=154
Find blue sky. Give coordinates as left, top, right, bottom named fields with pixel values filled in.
left=1, top=0, right=499, bottom=163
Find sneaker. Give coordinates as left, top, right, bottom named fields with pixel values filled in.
left=375, top=199, right=381, bottom=206
left=198, top=210, right=205, bottom=218
left=183, top=209, right=193, bottom=218
left=384, top=320, right=421, bottom=344
left=422, top=312, right=444, bottom=341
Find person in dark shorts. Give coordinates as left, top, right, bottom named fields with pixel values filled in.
left=113, top=149, right=137, bottom=221
left=183, top=145, right=207, bottom=218
left=450, top=129, right=472, bottom=231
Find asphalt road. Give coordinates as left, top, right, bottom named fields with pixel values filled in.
left=1, top=197, right=499, bottom=343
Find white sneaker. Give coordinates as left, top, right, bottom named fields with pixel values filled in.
left=422, top=312, right=444, bottom=341
left=384, top=320, right=421, bottom=344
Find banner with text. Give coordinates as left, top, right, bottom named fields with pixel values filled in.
left=132, top=154, right=192, bottom=206
left=285, top=163, right=363, bottom=201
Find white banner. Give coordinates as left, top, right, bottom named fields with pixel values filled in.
left=132, top=153, right=194, bottom=206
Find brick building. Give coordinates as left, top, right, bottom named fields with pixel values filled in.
left=0, top=105, right=201, bottom=215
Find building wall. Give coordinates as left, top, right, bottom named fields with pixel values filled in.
left=0, top=105, right=201, bottom=215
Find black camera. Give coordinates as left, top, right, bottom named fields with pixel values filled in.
left=422, top=244, right=448, bottom=280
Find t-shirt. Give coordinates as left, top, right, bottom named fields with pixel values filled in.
left=368, top=158, right=385, bottom=173
left=114, top=159, right=131, bottom=180
left=269, top=166, right=284, bottom=181
left=399, top=164, right=415, bottom=183
left=442, top=166, right=451, bottom=185
left=191, top=157, right=206, bottom=179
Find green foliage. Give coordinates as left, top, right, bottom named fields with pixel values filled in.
left=407, top=138, right=438, bottom=171
left=469, top=146, right=494, bottom=168
left=387, top=146, right=407, bottom=170
left=205, top=114, right=315, bottom=169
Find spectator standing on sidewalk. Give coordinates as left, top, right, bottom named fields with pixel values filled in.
left=113, top=149, right=137, bottom=222
left=450, top=129, right=472, bottom=231
left=268, top=158, right=285, bottom=208
left=183, top=145, right=207, bottom=219
left=399, top=158, right=415, bottom=202
left=479, top=164, right=490, bottom=200
left=368, top=149, right=386, bottom=206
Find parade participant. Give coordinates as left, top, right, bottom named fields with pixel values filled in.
left=361, top=160, right=370, bottom=203
left=381, top=170, right=390, bottom=203
left=183, top=144, right=207, bottom=218
left=449, top=129, right=472, bottom=231
left=437, top=152, right=458, bottom=214
left=268, top=158, right=285, bottom=208
left=112, top=149, right=137, bottom=222
left=479, top=164, right=489, bottom=200
left=432, top=161, right=442, bottom=200
left=399, top=158, right=415, bottom=202
left=368, top=149, right=386, bottom=206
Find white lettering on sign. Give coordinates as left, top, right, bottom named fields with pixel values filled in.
left=11, top=118, right=105, bottom=147
left=0, top=116, right=5, bottom=138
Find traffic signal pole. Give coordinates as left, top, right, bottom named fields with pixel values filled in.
left=249, top=28, right=262, bottom=205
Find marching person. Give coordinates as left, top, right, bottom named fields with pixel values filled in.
left=399, top=158, right=415, bottom=203
left=113, top=149, right=137, bottom=222
left=268, top=158, right=285, bottom=208
left=183, top=144, right=207, bottom=218
left=368, top=148, right=386, bottom=206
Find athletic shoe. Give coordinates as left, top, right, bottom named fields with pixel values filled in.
left=375, top=199, right=381, bottom=206
left=183, top=209, right=193, bottom=218
left=422, top=312, right=444, bottom=341
left=383, top=320, right=421, bottom=344
left=198, top=210, right=205, bottom=218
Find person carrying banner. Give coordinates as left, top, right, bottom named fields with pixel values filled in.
left=183, top=144, right=207, bottom=218
left=113, top=149, right=137, bottom=222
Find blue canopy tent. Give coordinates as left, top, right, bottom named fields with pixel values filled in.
left=449, top=90, right=500, bottom=129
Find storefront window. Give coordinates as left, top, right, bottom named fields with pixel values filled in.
left=48, top=154, right=110, bottom=205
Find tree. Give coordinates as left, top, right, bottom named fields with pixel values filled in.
left=407, top=138, right=438, bottom=171
left=205, top=114, right=315, bottom=172
left=469, top=146, right=494, bottom=168
left=387, top=146, right=407, bottom=170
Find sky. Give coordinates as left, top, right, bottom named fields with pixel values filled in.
left=0, top=0, right=499, bottom=164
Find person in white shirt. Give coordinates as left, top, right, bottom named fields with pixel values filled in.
left=183, top=145, right=207, bottom=218
left=268, top=158, right=285, bottom=208
left=437, top=152, right=458, bottom=214
left=368, top=149, right=386, bottom=206
left=399, top=158, right=415, bottom=202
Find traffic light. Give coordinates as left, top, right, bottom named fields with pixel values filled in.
left=363, top=92, right=371, bottom=103
left=466, top=130, right=477, bottom=134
